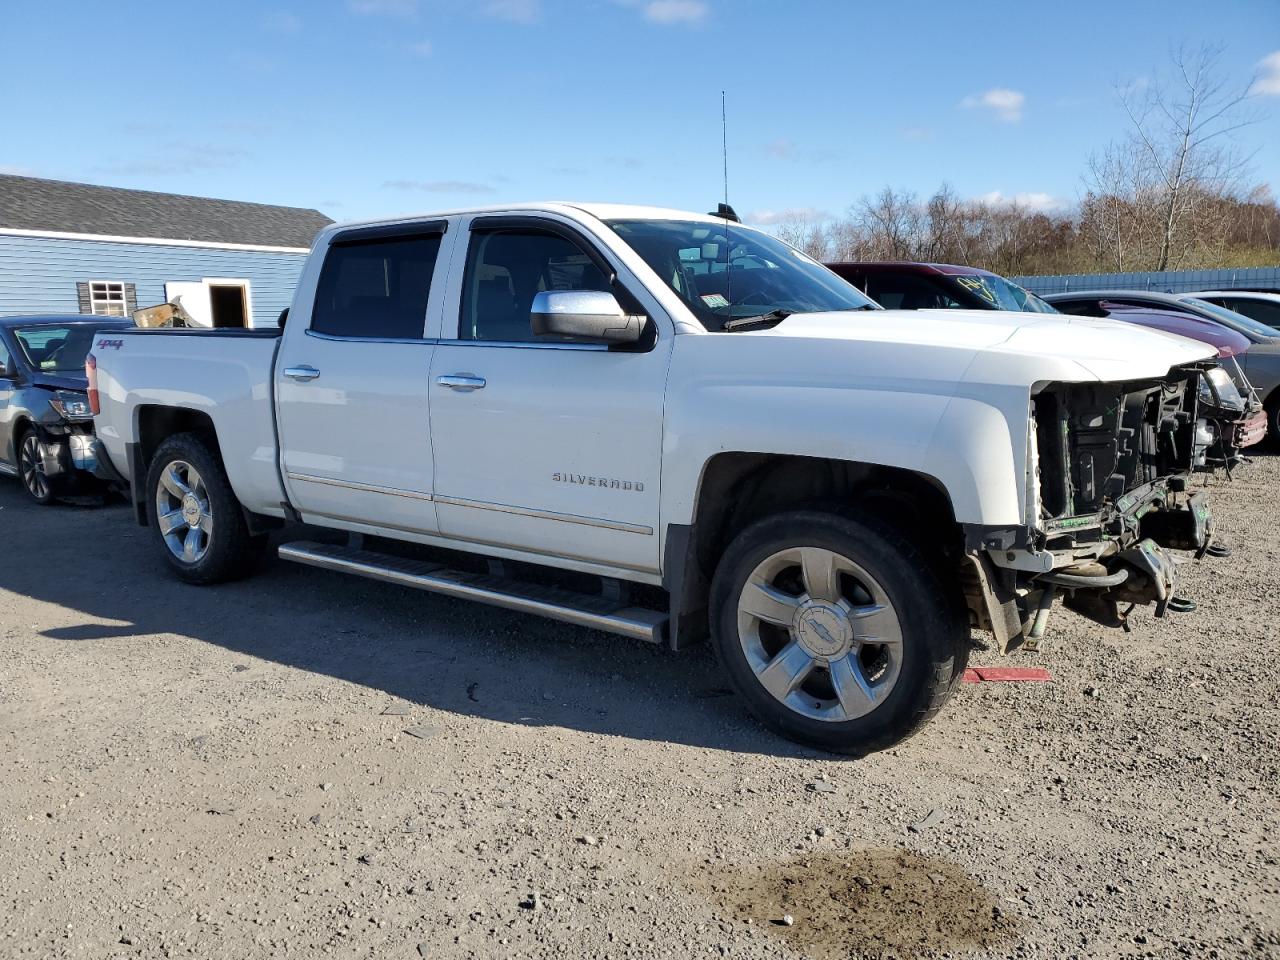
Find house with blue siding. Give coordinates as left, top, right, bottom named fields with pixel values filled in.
left=0, top=175, right=331, bottom=327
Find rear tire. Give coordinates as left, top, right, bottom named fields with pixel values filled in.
left=145, top=433, right=267, bottom=584
left=709, top=508, right=967, bottom=756
left=17, top=428, right=56, bottom=505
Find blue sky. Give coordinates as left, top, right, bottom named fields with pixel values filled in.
left=2, top=0, right=1277, bottom=225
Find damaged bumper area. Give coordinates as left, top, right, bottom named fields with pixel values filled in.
left=965, top=365, right=1221, bottom=651
left=31, top=422, right=102, bottom=492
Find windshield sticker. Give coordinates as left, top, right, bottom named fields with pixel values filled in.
left=952, top=273, right=998, bottom=304
left=700, top=293, right=729, bottom=309
left=955, top=276, right=998, bottom=305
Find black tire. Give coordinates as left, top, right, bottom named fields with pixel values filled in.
left=145, top=432, right=267, bottom=584
left=709, top=508, right=968, bottom=756
left=16, top=427, right=56, bottom=506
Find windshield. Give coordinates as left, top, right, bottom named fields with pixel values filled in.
left=1180, top=298, right=1280, bottom=341
left=607, top=219, right=878, bottom=331
left=948, top=274, right=1059, bottom=313
left=13, top=324, right=109, bottom=374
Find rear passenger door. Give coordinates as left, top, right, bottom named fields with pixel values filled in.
left=276, top=221, right=450, bottom=534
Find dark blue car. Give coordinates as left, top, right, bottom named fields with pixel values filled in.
left=0, top=314, right=131, bottom=503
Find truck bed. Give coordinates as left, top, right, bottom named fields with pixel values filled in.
left=92, top=326, right=289, bottom=517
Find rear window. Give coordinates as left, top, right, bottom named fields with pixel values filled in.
left=13, top=324, right=112, bottom=373
left=312, top=233, right=442, bottom=339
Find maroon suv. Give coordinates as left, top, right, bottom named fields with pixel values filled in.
left=825, top=261, right=1059, bottom=314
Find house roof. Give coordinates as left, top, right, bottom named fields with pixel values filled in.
left=0, top=175, right=332, bottom=249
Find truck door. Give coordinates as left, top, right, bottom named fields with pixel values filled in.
left=428, top=216, right=670, bottom=573
left=275, top=221, right=449, bottom=534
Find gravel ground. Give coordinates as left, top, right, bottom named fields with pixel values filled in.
left=1, top=456, right=1277, bottom=960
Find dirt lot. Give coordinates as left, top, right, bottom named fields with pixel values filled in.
left=1, top=458, right=1278, bottom=960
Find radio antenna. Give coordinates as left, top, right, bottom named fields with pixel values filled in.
left=721, top=90, right=732, bottom=326
left=721, top=89, right=729, bottom=207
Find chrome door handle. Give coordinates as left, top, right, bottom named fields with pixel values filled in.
left=283, top=365, right=321, bottom=381
left=436, top=374, right=486, bottom=391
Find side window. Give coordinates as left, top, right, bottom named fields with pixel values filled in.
left=865, top=274, right=961, bottom=310
left=460, top=229, right=611, bottom=343
left=311, top=233, right=442, bottom=339
left=1225, top=297, right=1280, bottom=328
left=0, top=339, right=10, bottom=376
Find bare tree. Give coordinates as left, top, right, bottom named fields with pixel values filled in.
left=772, top=210, right=832, bottom=260
left=1111, top=45, right=1260, bottom=270
left=854, top=187, right=921, bottom=259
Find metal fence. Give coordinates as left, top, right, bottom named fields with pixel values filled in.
left=1013, top=265, right=1280, bottom=296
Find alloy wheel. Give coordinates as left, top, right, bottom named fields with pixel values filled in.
left=19, top=434, right=49, bottom=501
left=736, top=546, right=904, bottom=722
left=155, top=460, right=213, bottom=563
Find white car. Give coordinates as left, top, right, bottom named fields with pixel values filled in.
left=1192, top=290, right=1280, bottom=333
left=89, top=203, right=1221, bottom=754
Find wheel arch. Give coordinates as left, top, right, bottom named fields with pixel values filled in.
left=664, top=452, right=963, bottom=650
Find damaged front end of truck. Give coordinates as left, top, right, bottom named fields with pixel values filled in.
left=967, top=361, right=1226, bottom=652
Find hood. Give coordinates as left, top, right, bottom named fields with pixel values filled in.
left=750, top=308, right=1216, bottom=381
left=30, top=372, right=88, bottom=392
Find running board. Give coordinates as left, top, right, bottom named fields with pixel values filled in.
left=278, top=540, right=668, bottom=644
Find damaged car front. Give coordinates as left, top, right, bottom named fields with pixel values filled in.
left=959, top=320, right=1227, bottom=652
left=0, top=315, right=131, bottom=504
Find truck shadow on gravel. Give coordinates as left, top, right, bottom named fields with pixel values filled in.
left=0, top=484, right=815, bottom=757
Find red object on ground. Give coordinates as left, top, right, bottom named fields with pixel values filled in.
left=962, top=666, right=1053, bottom=683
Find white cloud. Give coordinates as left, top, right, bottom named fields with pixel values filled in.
left=348, top=0, right=418, bottom=16
left=764, top=138, right=794, bottom=159
left=612, top=0, right=708, bottom=24
left=899, top=126, right=935, bottom=142
left=1251, top=51, right=1280, bottom=96
left=644, top=0, right=708, bottom=23
left=975, top=190, right=1065, bottom=213
left=746, top=207, right=831, bottom=226
left=409, top=39, right=433, bottom=57
left=95, top=143, right=248, bottom=176
left=263, top=11, right=303, bottom=33
left=384, top=179, right=498, bottom=194
left=961, top=87, right=1025, bottom=122
left=0, top=165, right=36, bottom=176
left=483, top=0, right=540, bottom=22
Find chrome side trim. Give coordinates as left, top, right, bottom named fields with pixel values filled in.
left=435, top=493, right=653, bottom=535
left=287, top=472, right=434, bottom=502
left=301, top=330, right=607, bottom=351
left=443, top=338, right=608, bottom=352
left=0, top=460, right=16, bottom=477
left=278, top=540, right=667, bottom=643
left=304, top=328, right=435, bottom=345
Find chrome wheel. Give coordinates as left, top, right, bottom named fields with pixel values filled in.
left=155, top=460, right=212, bottom=563
left=19, top=433, right=49, bottom=501
left=736, top=546, right=904, bottom=723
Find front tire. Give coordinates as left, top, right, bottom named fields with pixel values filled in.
left=709, top=509, right=967, bottom=756
left=145, top=433, right=266, bottom=584
left=17, top=429, right=56, bottom=505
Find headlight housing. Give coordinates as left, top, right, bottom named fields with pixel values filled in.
left=49, top=391, right=93, bottom=420
left=1199, top=367, right=1244, bottom=412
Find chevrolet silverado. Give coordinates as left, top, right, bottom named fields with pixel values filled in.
left=90, top=203, right=1223, bottom=754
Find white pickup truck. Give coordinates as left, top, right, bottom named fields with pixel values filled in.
left=90, top=202, right=1222, bottom=754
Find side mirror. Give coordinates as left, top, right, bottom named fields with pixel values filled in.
left=530, top=290, right=643, bottom=345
